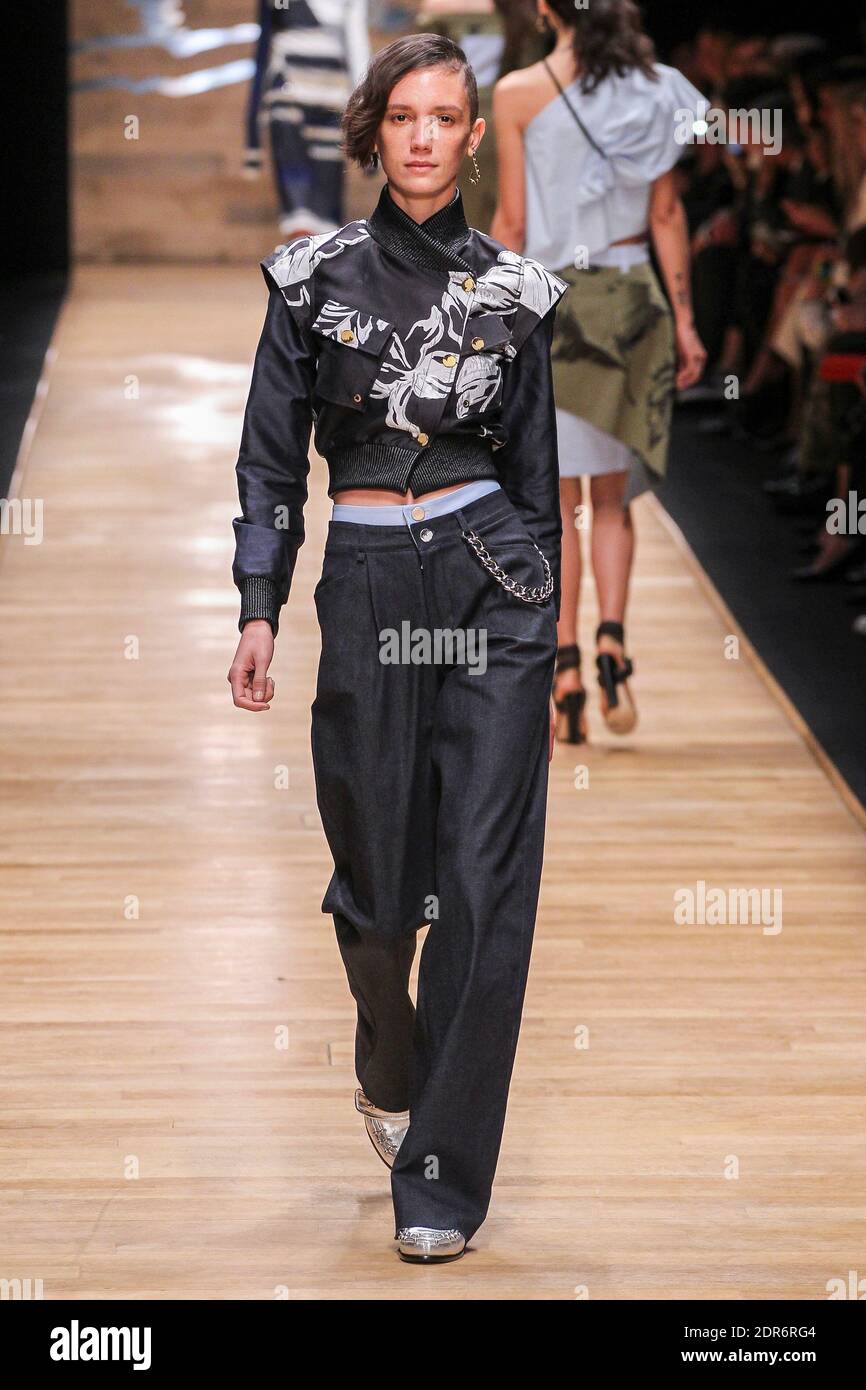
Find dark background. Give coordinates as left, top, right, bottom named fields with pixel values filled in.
left=3, top=1, right=69, bottom=279
left=1, top=2, right=68, bottom=503
left=644, top=0, right=860, bottom=54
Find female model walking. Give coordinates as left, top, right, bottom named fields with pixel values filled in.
left=228, top=32, right=568, bottom=1263
left=491, top=0, right=708, bottom=741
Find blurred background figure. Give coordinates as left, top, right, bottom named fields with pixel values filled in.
left=489, top=0, right=707, bottom=743
left=414, top=0, right=545, bottom=231
left=243, top=0, right=372, bottom=238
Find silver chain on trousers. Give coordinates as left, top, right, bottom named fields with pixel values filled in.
left=461, top=527, right=554, bottom=604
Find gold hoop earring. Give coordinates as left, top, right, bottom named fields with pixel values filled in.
left=468, top=147, right=481, bottom=185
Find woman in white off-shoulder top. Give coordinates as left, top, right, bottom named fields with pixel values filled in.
left=491, top=0, right=708, bottom=743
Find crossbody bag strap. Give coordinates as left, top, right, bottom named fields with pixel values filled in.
left=541, top=57, right=608, bottom=160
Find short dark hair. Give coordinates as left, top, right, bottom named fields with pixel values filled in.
left=342, top=33, right=479, bottom=171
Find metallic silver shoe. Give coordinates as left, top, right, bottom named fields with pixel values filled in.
left=354, top=1088, right=409, bottom=1169
left=396, top=1227, right=467, bottom=1264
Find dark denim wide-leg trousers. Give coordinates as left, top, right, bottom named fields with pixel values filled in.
left=310, top=487, right=557, bottom=1243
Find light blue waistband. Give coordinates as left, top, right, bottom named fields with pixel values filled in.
left=331, top=477, right=501, bottom=526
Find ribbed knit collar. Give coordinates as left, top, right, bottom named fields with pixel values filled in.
left=366, top=181, right=474, bottom=274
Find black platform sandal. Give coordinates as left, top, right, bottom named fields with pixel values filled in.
left=553, top=643, right=588, bottom=744
left=595, top=621, right=637, bottom=735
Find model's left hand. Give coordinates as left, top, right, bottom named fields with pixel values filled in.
left=675, top=319, right=708, bottom=390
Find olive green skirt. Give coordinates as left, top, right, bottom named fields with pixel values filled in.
left=550, top=261, right=677, bottom=502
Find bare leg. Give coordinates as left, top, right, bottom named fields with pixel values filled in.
left=590, top=471, right=637, bottom=727
left=717, top=325, right=743, bottom=377
left=554, top=476, right=585, bottom=700
left=590, top=470, right=634, bottom=633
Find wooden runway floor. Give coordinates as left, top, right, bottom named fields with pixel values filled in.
left=1, top=267, right=865, bottom=1300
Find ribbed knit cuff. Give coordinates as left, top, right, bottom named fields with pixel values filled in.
left=238, top=576, right=280, bottom=637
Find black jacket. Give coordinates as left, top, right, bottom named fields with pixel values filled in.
left=232, top=181, right=569, bottom=634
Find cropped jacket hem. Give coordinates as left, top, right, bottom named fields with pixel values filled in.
left=325, top=434, right=500, bottom=496
left=232, top=181, right=570, bottom=634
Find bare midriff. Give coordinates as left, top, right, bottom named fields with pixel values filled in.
left=610, top=230, right=649, bottom=246
left=332, top=479, right=476, bottom=505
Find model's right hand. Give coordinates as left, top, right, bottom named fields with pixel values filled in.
left=228, top=620, right=275, bottom=711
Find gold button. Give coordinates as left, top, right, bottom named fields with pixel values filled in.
left=443, top=354, right=457, bottom=367
left=353, top=392, right=362, bottom=403
left=472, top=336, right=485, bottom=350
left=462, top=276, right=475, bottom=291
left=411, top=506, right=425, bottom=520
left=417, top=432, right=429, bottom=446
left=340, top=328, right=354, bottom=342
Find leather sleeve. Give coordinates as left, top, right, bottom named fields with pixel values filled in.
left=232, top=284, right=317, bottom=637
left=494, top=304, right=564, bottom=620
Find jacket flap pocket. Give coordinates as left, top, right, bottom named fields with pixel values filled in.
left=462, top=312, right=513, bottom=354
left=311, top=299, right=394, bottom=356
